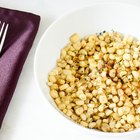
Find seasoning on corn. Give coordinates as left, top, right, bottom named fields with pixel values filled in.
left=48, top=31, right=140, bottom=132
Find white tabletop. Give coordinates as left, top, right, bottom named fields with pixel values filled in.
left=0, top=0, right=140, bottom=140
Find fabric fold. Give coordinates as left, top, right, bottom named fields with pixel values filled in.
left=0, top=7, right=40, bottom=127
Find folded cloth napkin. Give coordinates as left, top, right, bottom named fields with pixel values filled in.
left=0, top=7, right=40, bottom=127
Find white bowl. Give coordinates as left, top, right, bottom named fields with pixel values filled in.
left=34, top=3, right=140, bottom=138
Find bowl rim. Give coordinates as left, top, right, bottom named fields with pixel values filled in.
left=34, top=2, right=140, bottom=137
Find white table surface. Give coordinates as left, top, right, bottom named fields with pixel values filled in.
left=1, top=0, right=140, bottom=140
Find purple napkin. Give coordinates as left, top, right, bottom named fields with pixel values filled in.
left=0, top=7, right=40, bottom=127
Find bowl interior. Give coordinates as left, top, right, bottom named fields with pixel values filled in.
left=34, top=3, right=140, bottom=136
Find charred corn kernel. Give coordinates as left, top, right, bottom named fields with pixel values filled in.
left=48, top=32, right=140, bottom=132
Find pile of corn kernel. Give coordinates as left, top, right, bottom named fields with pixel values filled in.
left=48, top=31, right=140, bottom=132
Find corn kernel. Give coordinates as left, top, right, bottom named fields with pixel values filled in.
left=127, top=114, right=135, bottom=124
left=70, top=33, right=80, bottom=43
left=50, top=90, right=58, bottom=98
left=99, top=95, right=108, bottom=104
left=75, top=107, right=84, bottom=115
